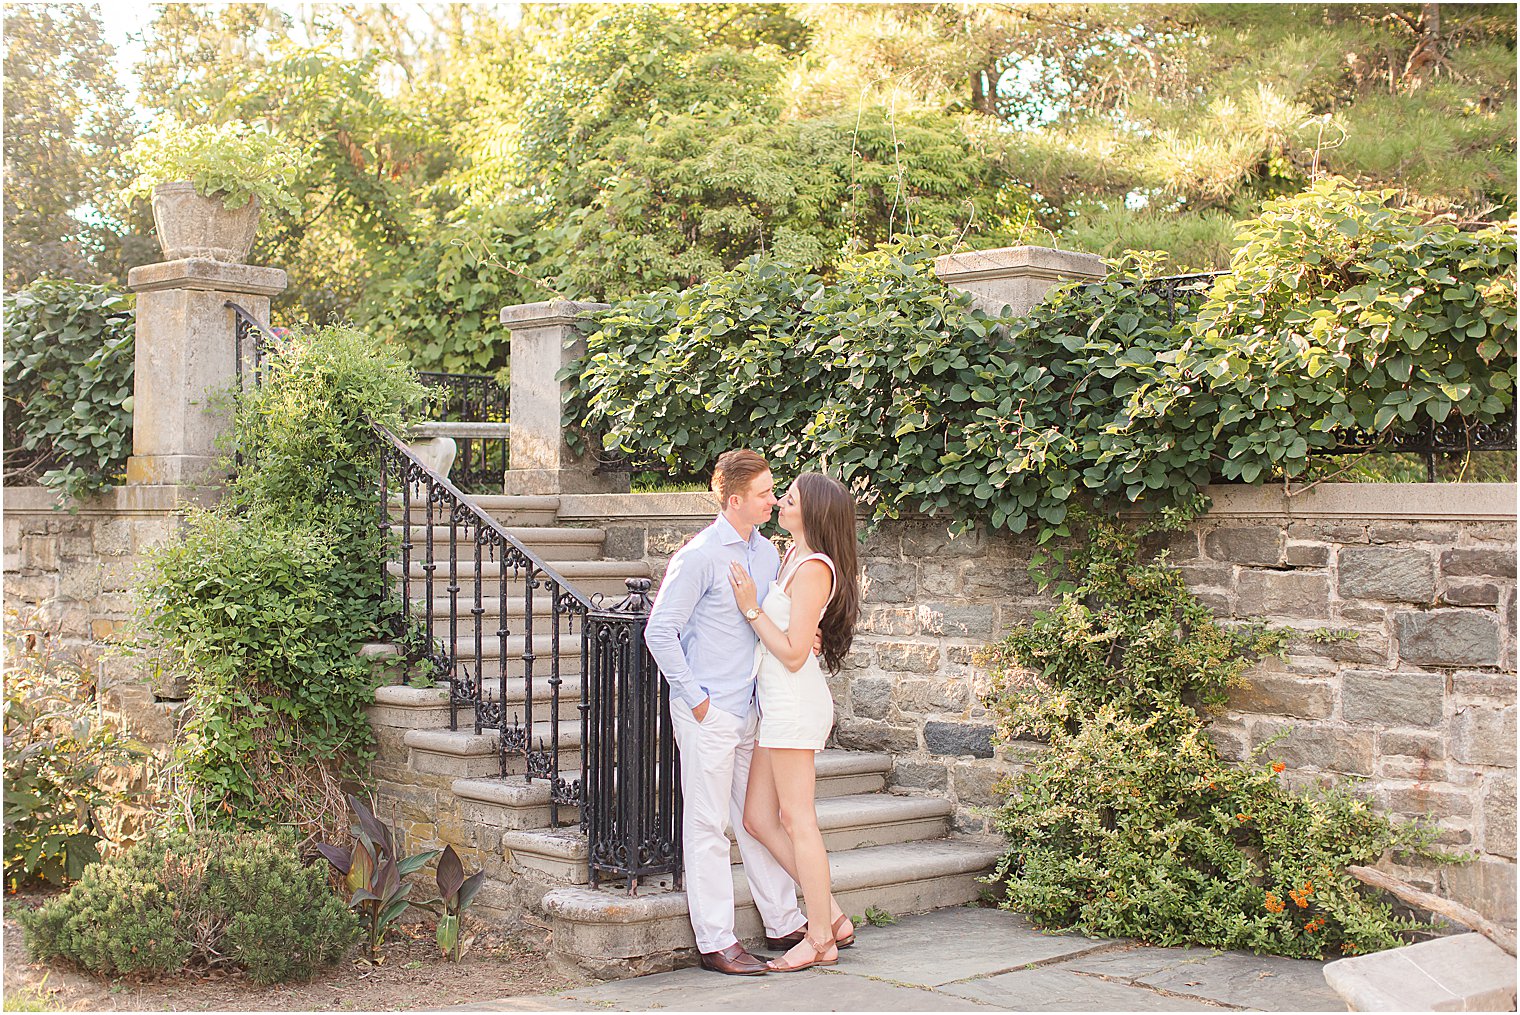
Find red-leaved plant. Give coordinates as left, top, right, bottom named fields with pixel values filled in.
left=315, top=793, right=439, bottom=960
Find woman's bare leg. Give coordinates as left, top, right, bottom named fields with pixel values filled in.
left=769, top=747, right=837, bottom=964
left=743, top=747, right=852, bottom=935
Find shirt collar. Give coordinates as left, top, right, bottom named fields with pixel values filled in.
left=714, top=513, right=757, bottom=547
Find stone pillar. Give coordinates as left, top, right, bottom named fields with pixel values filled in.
left=124, top=258, right=287, bottom=487
left=933, top=245, right=1105, bottom=317
left=499, top=299, right=629, bottom=496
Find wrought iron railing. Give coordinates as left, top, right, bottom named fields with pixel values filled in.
left=582, top=579, right=682, bottom=890
left=227, top=301, right=274, bottom=390
left=1142, top=271, right=1226, bottom=323
left=417, top=372, right=508, bottom=492
left=375, top=425, right=682, bottom=888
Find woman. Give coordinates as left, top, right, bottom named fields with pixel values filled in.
left=726, top=471, right=861, bottom=973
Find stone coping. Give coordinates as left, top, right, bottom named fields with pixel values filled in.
left=3, top=484, right=220, bottom=516
left=127, top=258, right=287, bottom=296
left=556, top=484, right=1517, bottom=525
left=933, top=245, right=1106, bottom=285
left=500, top=300, right=611, bottom=330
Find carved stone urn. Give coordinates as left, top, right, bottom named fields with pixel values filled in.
left=150, top=181, right=260, bottom=262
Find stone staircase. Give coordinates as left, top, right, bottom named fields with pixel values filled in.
left=364, top=492, right=1001, bottom=978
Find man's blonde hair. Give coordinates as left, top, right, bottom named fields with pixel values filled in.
left=712, top=449, right=770, bottom=505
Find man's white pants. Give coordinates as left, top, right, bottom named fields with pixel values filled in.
left=670, top=702, right=804, bottom=953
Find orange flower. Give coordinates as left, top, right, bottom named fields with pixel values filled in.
left=1305, top=918, right=1326, bottom=933
left=1264, top=893, right=1286, bottom=914
left=1272, top=761, right=1286, bottom=773
left=1236, top=813, right=1252, bottom=823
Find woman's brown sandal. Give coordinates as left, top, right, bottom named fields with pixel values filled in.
left=766, top=933, right=838, bottom=972
left=832, top=914, right=855, bottom=949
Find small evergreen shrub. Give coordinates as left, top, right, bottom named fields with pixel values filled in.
left=979, top=515, right=1447, bottom=958
left=1, top=280, right=135, bottom=499
left=20, top=828, right=359, bottom=983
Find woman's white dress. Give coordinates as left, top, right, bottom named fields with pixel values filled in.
left=754, top=550, right=836, bottom=751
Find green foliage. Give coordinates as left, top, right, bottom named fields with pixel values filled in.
left=424, top=844, right=486, bottom=961
left=1122, top=179, right=1517, bottom=486
left=2, top=3, right=145, bottom=289
left=3, top=610, right=144, bottom=892
left=20, top=827, right=360, bottom=982
left=569, top=182, right=1517, bottom=547
left=136, top=324, right=427, bottom=838
left=314, top=794, right=439, bottom=960
left=1, top=280, right=135, bottom=499
left=979, top=516, right=1444, bottom=958
left=125, top=119, right=312, bottom=215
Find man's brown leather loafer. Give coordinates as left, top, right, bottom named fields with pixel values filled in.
left=698, top=942, right=769, bottom=975
left=765, top=928, right=806, bottom=951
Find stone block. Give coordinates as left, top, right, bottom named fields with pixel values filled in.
left=962, top=563, right=1039, bottom=597
left=1341, top=669, right=1445, bottom=727
left=859, top=606, right=918, bottom=636
left=915, top=602, right=996, bottom=637
left=1204, top=526, right=1284, bottom=566
left=4, top=573, right=57, bottom=605
left=1228, top=672, right=1334, bottom=720
left=21, top=535, right=58, bottom=572
left=646, top=526, right=695, bottom=557
left=861, top=561, right=917, bottom=604
left=1298, top=521, right=1369, bottom=543
left=877, top=642, right=940, bottom=674
left=1255, top=722, right=1374, bottom=776
left=93, top=519, right=133, bottom=556
left=849, top=677, right=893, bottom=721
left=1237, top=570, right=1330, bottom=619
left=1441, top=582, right=1504, bottom=607
left=1338, top=604, right=1388, bottom=624
left=599, top=526, right=646, bottom=560
left=923, top=720, right=994, bottom=758
left=900, top=522, right=986, bottom=559
left=1338, top=547, right=1435, bottom=603
left=1395, top=610, right=1501, bottom=667
left=891, top=760, right=948, bottom=793
left=1366, top=522, right=1458, bottom=545
left=861, top=527, right=901, bottom=557
left=894, top=678, right=968, bottom=715
left=1482, top=774, right=1516, bottom=859
left=1159, top=528, right=1202, bottom=561
left=1193, top=589, right=1232, bottom=615
left=951, top=761, right=1017, bottom=807
left=1380, top=729, right=1445, bottom=760
left=1377, top=784, right=1473, bottom=820
left=1451, top=671, right=1517, bottom=704
left=918, top=563, right=963, bottom=597
left=1173, top=562, right=1234, bottom=588
left=1205, top=722, right=1249, bottom=761
left=1287, top=628, right=1391, bottom=666
left=1323, top=933, right=1517, bottom=1013
left=1442, top=859, right=1518, bottom=925
left=1441, top=548, right=1517, bottom=580
left=834, top=717, right=917, bottom=754
left=1450, top=705, right=1517, bottom=768
left=1284, top=542, right=1331, bottom=568
left=130, top=517, right=180, bottom=552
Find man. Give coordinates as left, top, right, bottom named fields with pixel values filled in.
left=645, top=449, right=807, bottom=976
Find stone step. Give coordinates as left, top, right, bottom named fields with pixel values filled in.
left=367, top=679, right=585, bottom=730
left=403, top=726, right=583, bottom=780
left=387, top=558, right=649, bottom=600
left=362, top=631, right=586, bottom=663
left=449, top=750, right=889, bottom=834
left=727, top=793, right=950, bottom=863
left=389, top=494, right=560, bottom=527
left=541, top=837, right=1003, bottom=977
left=396, top=525, right=605, bottom=560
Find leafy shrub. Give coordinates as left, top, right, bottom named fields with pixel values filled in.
left=125, top=119, right=313, bottom=215
left=2, top=280, right=134, bottom=499
left=136, top=324, right=427, bottom=839
left=978, top=515, right=1445, bottom=958
left=566, top=180, right=1517, bottom=546
left=2, top=609, right=144, bottom=891
left=20, top=827, right=360, bottom=983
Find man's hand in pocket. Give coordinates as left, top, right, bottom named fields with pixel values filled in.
left=693, top=698, right=711, bottom=722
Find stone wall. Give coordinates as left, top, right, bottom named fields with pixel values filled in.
left=2, top=485, right=210, bottom=744
left=559, top=482, right=1518, bottom=923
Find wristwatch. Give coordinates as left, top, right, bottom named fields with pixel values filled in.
left=744, top=607, right=762, bottom=622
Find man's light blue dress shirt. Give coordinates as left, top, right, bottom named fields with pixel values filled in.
left=646, top=514, right=781, bottom=717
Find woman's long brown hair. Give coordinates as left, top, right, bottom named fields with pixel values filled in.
left=793, top=472, right=859, bottom=673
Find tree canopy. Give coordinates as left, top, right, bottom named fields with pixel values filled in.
left=3, top=3, right=1513, bottom=369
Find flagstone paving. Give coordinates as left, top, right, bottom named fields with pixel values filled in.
left=437, top=905, right=1345, bottom=1012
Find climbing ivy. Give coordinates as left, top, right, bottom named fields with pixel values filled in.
left=566, top=180, right=1515, bottom=547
